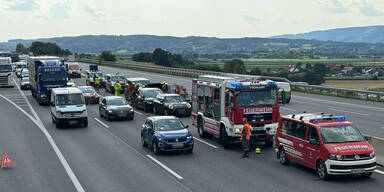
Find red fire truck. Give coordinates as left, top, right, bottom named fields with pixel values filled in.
left=192, top=75, right=280, bottom=148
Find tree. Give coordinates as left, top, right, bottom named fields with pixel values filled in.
left=313, top=63, right=328, bottom=75
left=152, top=48, right=172, bottom=66
left=303, top=71, right=324, bottom=85
left=223, top=59, right=246, bottom=74
left=99, top=50, right=116, bottom=62
left=16, top=43, right=28, bottom=54
left=29, top=41, right=71, bottom=56
left=249, top=67, right=262, bottom=75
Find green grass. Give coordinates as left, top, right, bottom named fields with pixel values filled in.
left=368, top=87, right=384, bottom=92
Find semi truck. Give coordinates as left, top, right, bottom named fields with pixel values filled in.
left=28, top=56, right=67, bottom=105
left=0, top=57, right=14, bottom=87
left=192, top=75, right=280, bottom=148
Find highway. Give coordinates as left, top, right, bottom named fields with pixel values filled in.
left=0, top=63, right=383, bottom=192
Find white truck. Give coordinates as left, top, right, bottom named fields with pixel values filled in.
left=0, top=57, right=14, bottom=87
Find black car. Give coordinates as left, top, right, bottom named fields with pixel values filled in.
left=153, top=94, right=191, bottom=117
left=20, top=77, right=30, bottom=90
left=136, top=87, right=163, bottom=112
left=99, top=96, right=134, bottom=121
left=141, top=116, right=193, bottom=155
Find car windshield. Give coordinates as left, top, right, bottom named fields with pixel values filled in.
left=165, top=96, right=183, bottom=103
left=181, top=94, right=191, bottom=101
left=16, top=64, right=26, bottom=68
left=111, top=75, right=125, bottom=81
left=90, top=72, right=104, bottom=78
left=0, top=65, right=12, bottom=72
left=56, top=94, right=84, bottom=106
left=79, top=88, right=95, bottom=93
left=22, top=70, right=29, bottom=75
left=154, top=119, right=185, bottom=131
left=134, top=80, right=150, bottom=85
left=107, top=98, right=126, bottom=105
left=22, top=78, right=29, bottom=82
left=144, top=89, right=162, bottom=98
left=40, top=73, right=67, bottom=83
left=320, top=125, right=365, bottom=144
left=236, top=90, right=277, bottom=107
left=69, top=65, right=79, bottom=70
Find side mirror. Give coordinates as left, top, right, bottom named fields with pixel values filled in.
left=309, top=139, right=319, bottom=145
left=184, top=125, right=189, bottom=128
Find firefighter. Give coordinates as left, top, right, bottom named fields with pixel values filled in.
left=114, top=80, right=121, bottom=96
left=161, top=81, right=168, bottom=93
left=128, top=82, right=136, bottom=103
left=94, top=74, right=100, bottom=93
left=241, top=118, right=251, bottom=158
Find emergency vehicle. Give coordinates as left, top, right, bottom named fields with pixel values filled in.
left=275, top=113, right=376, bottom=180
left=192, top=75, right=280, bottom=149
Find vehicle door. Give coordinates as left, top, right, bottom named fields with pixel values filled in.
left=153, top=94, right=162, bottom=113
left=106, top=75, right=111, bottom=90
left=304, top=126, right=321, bottom=169
left=137, top=89, right=145, bottom=109
left=99, top=98, right=107, bottom=116
left=144, top=120, right=155, bottom=144
left=224, top=91, right=234, bottom=122
left=280, top=119, right=308, bottom=164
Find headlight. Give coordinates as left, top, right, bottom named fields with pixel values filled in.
left=187, top=135, right=193, bottom=140
left=328, top=154, right=343, bottom=160
left=186, top=103, right=191, bottom=108
left=108, top=110, right=113, bottom=113
left=40, top=94, right=46, bottom=98
left=82, top=110, right=87, bottom=116
left=234, top=128, right=241, bottom=133
left=129, top=108, right=134, bottom=112
left=370, top=151, right=375, bottom=158
left=168, top=104, right=174, bottom=109
left=56, top=111, right=63, bottom=117
left=158, top=137, right=163, bottom=141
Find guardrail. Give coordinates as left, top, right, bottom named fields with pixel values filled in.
left=365, top=136, right=384, bottom=166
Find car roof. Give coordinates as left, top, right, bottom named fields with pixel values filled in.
left=140, top=87, right=161, bottom=91
left=161, top=94, right=180, bottom=97
left=148, top=116, right=179, bottom=121
left=78, top=86, right=94, bottom=89
left=104, top=96, right=124, bottom=100
left=282, top=113, right=351, bottom=126
left=126, top=77, right=149, bottom=81
left=52, top=87, right=82, bottom=95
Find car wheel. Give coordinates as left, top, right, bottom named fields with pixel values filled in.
left=128, top=114, right=134, bottom=121
left=279, top=147, right=290, bottom=165
left=361, top=172, right=373, bottom=178
left=317, top=160, right=329, bottom=180
left=106, top=113, right=110, bottom=121
left=55, top=120, right=61, bottom=129
left=197, top=117, right=209, bottom=138
left=141, top=135, right=148, bottom=148
left=220, top=128, right=230, bottom=149
left=153, top=106, right=157, bottom=114
left=164, top=109, right=169, bottom=116
left=152, top=141, right=161, bottom=155
left=186, top=148, right=193, bottom=153
left=51, top=116, right=55, bottom=124
left=83, top=120, right=88, bottom=128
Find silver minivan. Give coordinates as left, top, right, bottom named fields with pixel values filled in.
left=50, top=87, right=88, bottom=128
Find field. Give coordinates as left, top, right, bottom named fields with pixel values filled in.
left=196, top=58, right=384, bottom=71
left=323, top=80, right=384, bottom=90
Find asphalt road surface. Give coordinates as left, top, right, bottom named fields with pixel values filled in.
left=0, top=64, right=383, bottom=192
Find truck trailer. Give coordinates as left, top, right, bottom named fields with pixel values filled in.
left=28, top=56, right=67, bottom=105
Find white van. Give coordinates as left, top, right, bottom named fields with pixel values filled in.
left=51, top=87, right=88, bottom=128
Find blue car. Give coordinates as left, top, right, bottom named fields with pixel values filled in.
left=141, top=116, right=194, bottom=154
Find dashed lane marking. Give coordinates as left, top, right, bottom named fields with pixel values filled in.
left=94, top=117, right=110, bottom=129
left=12, top=79, right=85, bottom=192
left=375, top=169, right=384, bottom=175
left=280, top=107, right=297, bottom=112
left=193, top=137, right=219, bottom=149
left=146, top=155, right=184, bottom=180
left=327, top=107, right=369, bottom=116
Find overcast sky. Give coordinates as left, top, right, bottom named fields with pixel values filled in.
left=0, top=0, right=383, bottom=42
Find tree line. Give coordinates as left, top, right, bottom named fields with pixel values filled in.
left=133, top=48, right=194, bottom=67
left=16, top=42, right=72, bottom=56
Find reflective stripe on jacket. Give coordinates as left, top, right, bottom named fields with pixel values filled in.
left=241, top=123, right=251, bottom=140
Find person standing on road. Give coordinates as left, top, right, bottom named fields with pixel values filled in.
left=94, top=74, right=100, bottom=93
left=114, top=80, right=121, bottom=96
left=241, top=118, right=251, bottom=158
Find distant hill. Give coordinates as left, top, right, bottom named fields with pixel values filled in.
left=272, top=25, right=384, bottom=44
left=1, top=34, right=384, bottom=57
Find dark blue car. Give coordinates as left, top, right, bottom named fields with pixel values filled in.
left=141, top=116, right=193, bottom=154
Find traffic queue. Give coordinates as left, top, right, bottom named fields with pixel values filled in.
left=11, top=57, right=377, bottom=181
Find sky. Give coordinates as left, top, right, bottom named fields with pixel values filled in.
left=0, top=0, right=384, bottom=42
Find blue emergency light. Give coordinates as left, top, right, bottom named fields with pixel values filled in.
left=228, top=81, right=242, bottom=88
left=309, top=116, right=346, bottom=122
left=266, top=80, right=276, bottom=86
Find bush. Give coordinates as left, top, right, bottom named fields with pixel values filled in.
left=99, top=50, right=116, bottom=62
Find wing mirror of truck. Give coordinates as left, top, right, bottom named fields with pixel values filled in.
left=309, top=139, right=319, bottom=145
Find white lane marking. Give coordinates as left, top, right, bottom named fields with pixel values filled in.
left=94, top=117, right=110, bottom=129
left=375, top=169, right=384, bottom=175
left=327, top=107, right=369, bottom=116
left=134, top=110, right=143, bottom=115
left=12, top=79, right=85, bottom=192
left=146, top=155, right=184, bottom=180
left=294, top=95, right=384, bottom=111
left=280, top=107, right=297, bottom=112
left=193, top=137, right=218, bottom=149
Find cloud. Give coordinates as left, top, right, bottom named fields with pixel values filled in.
left=7, top=0, right=36, bottom=11
left=243, top=15, right=260, bottom=24
left=84, top=5, right=105, bottom=21
left=359, top=2, right=384, bottom=17
left=317, top=0, right=350, bottom=13
left=50, top=3, right=70, bottom=20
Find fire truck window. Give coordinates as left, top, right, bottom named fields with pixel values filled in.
left=192, top=84, right=197, bottom=113
left=205, top=96, right=213, bottom=118
left=197, top=86, right=204, bottom=111
left=282, top=120, right=307, bottom=140
left=307, top=126, right=319, bottom=143
left=214, top=88, right=221, bottom=120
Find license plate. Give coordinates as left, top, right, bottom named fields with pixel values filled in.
left=173, top=143, right=184, bottom=148
left=118, top=113, right=126, bottom=117
left=68, top=120, right=77, bottom=125
left=351, top=169, right=364, bottom=174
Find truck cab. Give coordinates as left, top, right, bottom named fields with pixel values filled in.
left=65, top=62, right=81, bottom=78
left=0, top=57, right=14, bottom=87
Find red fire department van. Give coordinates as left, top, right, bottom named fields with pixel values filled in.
left=192, top=75, right=280, bottom=148
left=275, top=113, right=376, bottom=180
